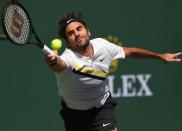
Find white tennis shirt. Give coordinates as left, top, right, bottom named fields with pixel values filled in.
left=55, top=38, right=125, bottom=110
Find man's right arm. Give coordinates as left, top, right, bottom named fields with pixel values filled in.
left=44, top=51, right=67, bottom=72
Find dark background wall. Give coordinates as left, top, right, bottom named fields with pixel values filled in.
left=0, top=0, right=182, bottom=131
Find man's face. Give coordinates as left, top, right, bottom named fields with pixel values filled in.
left=65, top=22, right=90, bottom=50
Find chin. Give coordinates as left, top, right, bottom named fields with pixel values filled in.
left=81, top=41, right=89, bottom=49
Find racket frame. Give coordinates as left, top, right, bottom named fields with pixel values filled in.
left=1, top=1, right=53, bottom=54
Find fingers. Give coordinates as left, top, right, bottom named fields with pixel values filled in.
left=44, top=51, right=60, bottom=65
left=174, top=52, right=182, bottom=62
left=174, top=52, right=182, bottom=57
left=52, top=50, right=59, bottom=55
left=171, top=58, right=181, bottom=62
left=176, top=59, right=181, bottom=62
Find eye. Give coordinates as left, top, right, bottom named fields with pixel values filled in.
left=67, top=31, right=74, bottom=36
left=77, top=26, right=82, bottom=31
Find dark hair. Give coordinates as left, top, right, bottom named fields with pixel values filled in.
left=58, top=11, right=88, bottom=39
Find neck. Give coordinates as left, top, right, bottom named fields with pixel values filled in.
left=77, top=42, right=94, bottom=57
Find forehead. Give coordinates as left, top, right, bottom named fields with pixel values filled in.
left=65, top=21, right=85, bottom=32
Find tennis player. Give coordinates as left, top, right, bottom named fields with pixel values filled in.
left=45, top=11, right=182, bottom=131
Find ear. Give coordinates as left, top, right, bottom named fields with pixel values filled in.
left=87, top=29, right=91, bottom=37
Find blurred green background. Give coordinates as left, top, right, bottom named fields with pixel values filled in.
left=0, top=0, right=181, bottom=131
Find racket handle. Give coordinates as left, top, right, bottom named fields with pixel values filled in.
left=42, top=45, right=54, bottom=54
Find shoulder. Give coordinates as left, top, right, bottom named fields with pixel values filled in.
left=90, top=38, right=111, bottom=49
left=90, top=38, right=109, bottom=44
left=91, top=37, right=120, bottom=48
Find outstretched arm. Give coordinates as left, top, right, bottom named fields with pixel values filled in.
left=123, top=47, right=182, bottom=63
left=44, top=51, right=67, bottom=72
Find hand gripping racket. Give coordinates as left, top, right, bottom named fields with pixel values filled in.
left=1, top=0, right=53, bottom=54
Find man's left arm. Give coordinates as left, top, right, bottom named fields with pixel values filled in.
left=123, top=47, right=182, bottom=63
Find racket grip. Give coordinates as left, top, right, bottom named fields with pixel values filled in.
left=42, top=45, right=54, bottom=54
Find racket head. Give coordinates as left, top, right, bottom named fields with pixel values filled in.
left=1, top=1, right=32, bottom=46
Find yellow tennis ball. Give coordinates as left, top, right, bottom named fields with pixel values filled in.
left=51, top=38, right=62, bottom=50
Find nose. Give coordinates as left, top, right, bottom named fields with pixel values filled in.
left=74, top=30, right=80, bottom=37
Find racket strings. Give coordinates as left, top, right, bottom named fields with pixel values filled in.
left=4, top=4, right=30, bottom=45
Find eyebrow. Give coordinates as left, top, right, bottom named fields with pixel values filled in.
left=66, top=25, right=83, bottom=34
left=76, top=25, right=82, bottom=29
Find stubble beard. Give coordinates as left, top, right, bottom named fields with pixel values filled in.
left=76, top=36, right=90, bottom=51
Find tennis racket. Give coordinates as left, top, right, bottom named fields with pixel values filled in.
left=1, top=0, right=53, bottom=54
